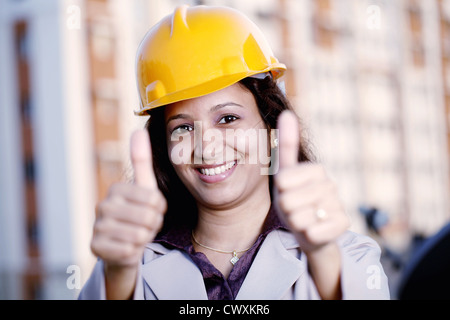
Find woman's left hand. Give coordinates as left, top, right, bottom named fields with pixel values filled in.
left=274, top=111, right=351, bottom=255
left=274, top=111, right=351, bottom=299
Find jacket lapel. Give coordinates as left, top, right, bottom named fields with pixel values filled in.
left=142, top=249, right=208, bottom=300
left=236, top=230, right=306, bottom=299
left=141, top=230, right=304, bottom=300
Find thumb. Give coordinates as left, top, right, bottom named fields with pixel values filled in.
left=277, top=110, right=300, bottom=168
left=130, top=129, right=157, bottom=189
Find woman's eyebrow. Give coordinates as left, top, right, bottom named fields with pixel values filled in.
left=166, top=113, right=190, bottom=124
left=209, top=102, right=244, bottom=113
left=167, top=102, right=244, bottom=124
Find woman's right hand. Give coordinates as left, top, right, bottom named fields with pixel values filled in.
left=90, top=129, right=167, bottom=299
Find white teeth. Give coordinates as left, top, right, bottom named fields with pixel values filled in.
left=199, top=161, right=236, bottom=176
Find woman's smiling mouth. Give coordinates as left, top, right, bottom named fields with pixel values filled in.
left=194, top=161, right=237, bottom=183
left=198, top=161, right=236, bottom=176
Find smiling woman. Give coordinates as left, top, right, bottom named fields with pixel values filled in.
left=145, top=75, right=313, bottom=239
left=79, top=5, right=390, bottom=300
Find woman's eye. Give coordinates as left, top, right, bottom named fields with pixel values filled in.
left=218, top=115, right=238, bottom=124
left=172, top=125, right=193, bottom=135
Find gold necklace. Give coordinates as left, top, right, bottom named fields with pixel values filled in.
left=191, top=231, right=253, bottom=265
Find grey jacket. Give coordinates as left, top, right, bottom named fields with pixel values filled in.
left=79, top=229, right=390, bottom=300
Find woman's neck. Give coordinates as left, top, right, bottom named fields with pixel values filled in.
left=193, top=191, right=272, bottom=253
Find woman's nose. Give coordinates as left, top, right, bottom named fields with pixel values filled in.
left=193, top=124, right=225, bottom=164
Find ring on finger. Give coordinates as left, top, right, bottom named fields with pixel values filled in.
left=315, top=208, right=328, bottom=221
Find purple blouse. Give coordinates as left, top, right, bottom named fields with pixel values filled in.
left=154, top=206, right=287, bottom=300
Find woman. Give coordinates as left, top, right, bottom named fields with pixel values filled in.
left=79, top=5, right=389, bottom=300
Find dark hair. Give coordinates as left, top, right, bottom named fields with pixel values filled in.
left=145, top=76, right=315, bottom=232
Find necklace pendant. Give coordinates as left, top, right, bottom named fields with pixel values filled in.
left=230, top=251, right=239, bottom=265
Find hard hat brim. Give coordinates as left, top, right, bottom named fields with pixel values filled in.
left=135, top=65, right=286, bottom=116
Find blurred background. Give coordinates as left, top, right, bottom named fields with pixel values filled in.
left=0, top=0, right=449, bottom=299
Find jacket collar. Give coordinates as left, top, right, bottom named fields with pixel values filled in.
left=142, top=230, right=305, bottom=300
left=236, top=230, right=305, bottom=299
left=142, top=248, right=208, bottom=299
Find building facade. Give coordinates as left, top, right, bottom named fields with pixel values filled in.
left=276, top=0, right=450, bottom=248
left=0, top=0, right=150, bottom=299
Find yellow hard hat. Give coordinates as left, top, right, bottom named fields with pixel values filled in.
left=135, top=5, right=286, bottom=115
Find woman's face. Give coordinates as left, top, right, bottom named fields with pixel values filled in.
left=164, top=83, right=271, bottom=209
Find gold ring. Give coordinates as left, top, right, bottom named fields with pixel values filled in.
left=316, top=208, right=328, bottom=221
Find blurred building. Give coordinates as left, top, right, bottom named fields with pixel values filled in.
left=0, top=0, right=449, bottom=299
left=276, top=0, right=450, bottom=250
left=0, top=0, right=151, bottom=299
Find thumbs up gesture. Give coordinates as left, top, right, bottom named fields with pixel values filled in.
left=274, top=111, right=350, bottom=254
left=91, top=129, right=167, bottom=271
